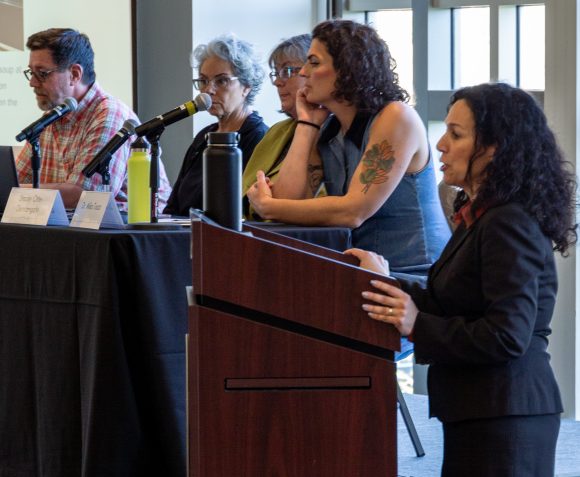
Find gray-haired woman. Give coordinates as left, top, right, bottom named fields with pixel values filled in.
left=242, top=33, right=313, bottom=218
left=164, top=34, right=268, bottom=217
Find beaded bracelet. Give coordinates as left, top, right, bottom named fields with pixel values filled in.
left=296, top=119, right=321, bottom=130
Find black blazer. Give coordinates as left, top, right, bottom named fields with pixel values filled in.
left=402, top=202, right=563, bottom=422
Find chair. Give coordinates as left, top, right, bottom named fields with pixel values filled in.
left=396, top=338, right=425, bottom=457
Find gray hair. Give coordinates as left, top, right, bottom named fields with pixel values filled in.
left=268, top=33, right=311, bottom=69
left=192, top=34, right=264, bottom=105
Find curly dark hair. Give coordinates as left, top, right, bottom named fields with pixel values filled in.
left=27, top=28, right=95, bottom=85
left=451, top=82, right=577, bottom=254
left=312, top=19, right=408, bottom=113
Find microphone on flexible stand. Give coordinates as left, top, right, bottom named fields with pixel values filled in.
left=135, top=93, right=211, bottom=137
left=15, top=97, right=78, bottom=142
left=83, top=119, right=140, bottom=185
left=135, top=93, right=212, bottom=223
left=15, top=97, right=78, bottom=188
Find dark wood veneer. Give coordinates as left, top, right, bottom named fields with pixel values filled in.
left=189, top=220, right=400, bottom=476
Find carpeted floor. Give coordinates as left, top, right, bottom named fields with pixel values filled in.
left=397, top=393, right=580, bottom=477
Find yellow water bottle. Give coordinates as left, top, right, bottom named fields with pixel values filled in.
left=127, top=137, right=151, bottom=223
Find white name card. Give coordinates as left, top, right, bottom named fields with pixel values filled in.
left=1, top=187, right=69, bottom=226
left=69, top=191, right=124, bottom=229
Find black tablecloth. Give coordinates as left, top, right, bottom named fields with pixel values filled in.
left=0, top=222, right=351, bottom=477
left=0, top=224, right=191, bottom=477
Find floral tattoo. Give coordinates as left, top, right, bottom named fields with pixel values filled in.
left=308, top=164, right=324, bottom=195
left=359, top=140, right=396, bottom=193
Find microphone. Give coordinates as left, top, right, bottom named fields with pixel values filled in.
left=83, top=118, right=140, bottom=178
left=135, top=93, right=211, bottom=137
left=16, top=97, right=78, bottom=142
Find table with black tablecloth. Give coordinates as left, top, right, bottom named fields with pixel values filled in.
left=0, top=222, right=350, bottom=477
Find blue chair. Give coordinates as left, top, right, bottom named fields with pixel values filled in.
left=396, top=338, right=425, bottom=457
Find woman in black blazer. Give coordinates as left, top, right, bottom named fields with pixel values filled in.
left=347, top=83, right=577, bottom=476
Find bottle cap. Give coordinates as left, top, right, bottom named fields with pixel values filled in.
left=206, top=132, right=240, bottom=146
left=130, top=136, right=150, bottom=151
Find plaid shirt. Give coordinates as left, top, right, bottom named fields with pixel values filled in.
left=16, top=82, right=171, bottom=211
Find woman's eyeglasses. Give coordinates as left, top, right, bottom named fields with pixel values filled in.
left=269, top=66, right=302, bottom=84
left=192, top=75, right=239, bottom=91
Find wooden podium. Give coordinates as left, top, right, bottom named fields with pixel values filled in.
left=188, top=219, right=401, bottom=477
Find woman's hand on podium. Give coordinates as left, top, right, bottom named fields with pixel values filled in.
left=344, top=248, right=389, bottom=276
left=344, top=248, right=417, bottom=336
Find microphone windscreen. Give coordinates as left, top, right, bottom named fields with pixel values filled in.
left=63, top=97, right=78, bottom=112
left=194, top=93, right=212, bottom=112
left=123, top=118, right=140, bottom=134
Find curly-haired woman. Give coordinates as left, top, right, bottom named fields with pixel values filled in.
left=247, top=19, right=450, bottom=277
left=347, top=82, right=577, bottom=476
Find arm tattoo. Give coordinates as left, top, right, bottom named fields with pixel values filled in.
left=359, top=140, right=396, bottom=194
left=308, top=164, right=324, bottom=195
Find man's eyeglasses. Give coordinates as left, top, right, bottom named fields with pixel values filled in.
left=269, top=66, right=302, bottom=84
left=192, top=75, right=239, bottom=91
left=23, top=68, right=60, bottom=83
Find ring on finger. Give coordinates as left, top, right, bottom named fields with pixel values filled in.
left=387, top=306, right=393, bottom=316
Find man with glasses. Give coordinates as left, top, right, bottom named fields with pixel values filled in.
left=16, top=28, right=171, bottom=210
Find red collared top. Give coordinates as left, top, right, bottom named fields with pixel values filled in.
left=453, top=200, right=488, bottom=228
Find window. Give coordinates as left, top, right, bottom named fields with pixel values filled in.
left=367, top=9, right=414, bottom=99
left=518, top=4, right=545, bottom=90
left=453, top=7, right=490, bottom=87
